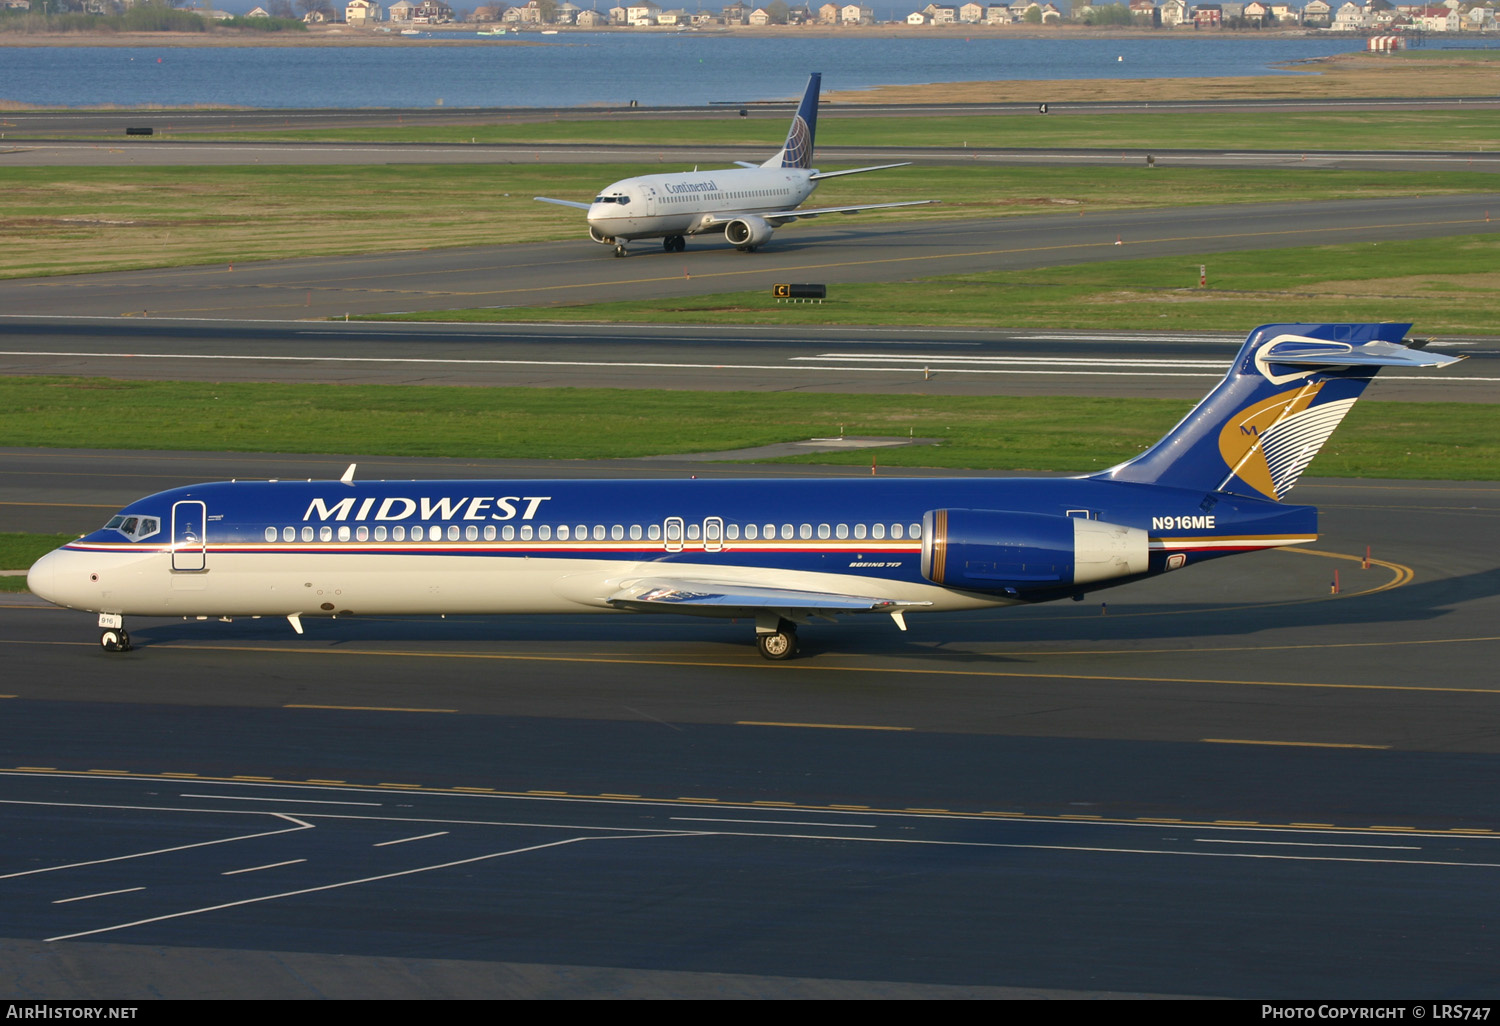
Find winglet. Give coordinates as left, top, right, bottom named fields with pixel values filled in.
left=340, top=463, right=357, bottom=485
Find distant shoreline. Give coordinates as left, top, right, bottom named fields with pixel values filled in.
left=0, top=28, right=1489, bottom=108
left=0, top=23, right=1325, bottom=47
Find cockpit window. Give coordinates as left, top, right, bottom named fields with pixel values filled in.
left=593, top=194, right=629, bottom=206
left=106, top=514, right=160, bottom=541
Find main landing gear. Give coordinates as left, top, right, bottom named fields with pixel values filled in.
left=755, top=618, right=799, bottom=661
left=662, top=235, right=686, bottom=253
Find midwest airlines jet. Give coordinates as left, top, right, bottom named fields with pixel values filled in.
left=534, top=72, right=932, bottom=256
left=29, top=323, right=1458, bottom=660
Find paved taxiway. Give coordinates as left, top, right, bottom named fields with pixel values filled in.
left=9, top=98, right=1499, bottom=180
left=3, top=454, right=1499, bottom=996
left=9, top=137, right=1498, bottom=174
left=5, top=113, right=1498, bottom=994
left=8, top=96, right=1498, bottom=135
left=3, top=193, right=1499, bottom=321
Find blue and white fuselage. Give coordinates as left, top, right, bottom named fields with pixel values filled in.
left=26, top=476, right=1309, bottom=642
left=27, top=323, right=1461, bottom=659
left=535, top=72, right=932, bottom=256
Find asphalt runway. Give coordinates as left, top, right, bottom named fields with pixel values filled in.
left=4, top=113, right=1499, bottom=995
left=7, top=96, right=1498, bottom=130
left=4, top=193, right=1499, bottom=321
left=8, top=137, right=1497, bottom=173
left=9, top=97, right=1498, bottom=173
left=3, top=454, right=1499, bottom=997
left=2, top=318, right=1493, bottom=402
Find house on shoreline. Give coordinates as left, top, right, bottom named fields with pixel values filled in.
left=19, top=0, right=1500, bottom=33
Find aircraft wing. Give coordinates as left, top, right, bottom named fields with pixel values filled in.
left=534, top=196, right=592, bottom=210
left=696, top=199, right=936, bottom=229
left=607, top=577, right=932, bottom=620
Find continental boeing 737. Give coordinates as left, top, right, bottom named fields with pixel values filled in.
left=534, top=72, right=933, bottom=256
left=28, top=323, right=1459, bottom=659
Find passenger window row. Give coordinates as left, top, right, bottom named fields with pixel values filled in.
left=261, top=522, right=923, bottom=544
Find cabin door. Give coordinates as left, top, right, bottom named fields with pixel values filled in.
left=172, top=500, right=207, bottom=572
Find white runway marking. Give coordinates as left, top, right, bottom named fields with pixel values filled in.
left=4, top=348, right=1495, bottom=382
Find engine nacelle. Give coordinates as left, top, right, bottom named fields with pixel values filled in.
left=724, top=215, right=774, bottom=251
left=921, top=509, right=1149, bottom=594
left=589, top=225, right=615, bottom=245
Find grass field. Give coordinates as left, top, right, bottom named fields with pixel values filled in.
left=2, top=376, right=1493, bottom=479
left=0, top=533, right=72, bottom=589
left=831, top=49, right=1500, bottom=104
left=169, top=109, right=1500, bottom=152
left=5, top=61, right=1499, bottom=589
left=377, top=233, right=1500, bottom=336
left=4, top=162, right=1496, bottom=279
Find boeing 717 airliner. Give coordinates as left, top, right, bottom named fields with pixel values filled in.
left=28, top=323, right=1458, bottom=659
left=534, top=72, right=933, bottom=256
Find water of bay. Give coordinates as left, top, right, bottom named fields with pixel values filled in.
left=1, top=32, right=1365, bottom=109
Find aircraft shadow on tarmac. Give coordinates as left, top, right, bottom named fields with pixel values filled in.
left=110, top=563, right=1500, bottom=662
left=598, top=222, right=926, bottom=260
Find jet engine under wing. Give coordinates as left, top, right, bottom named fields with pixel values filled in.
left=608, top=577, right=933, bottom=618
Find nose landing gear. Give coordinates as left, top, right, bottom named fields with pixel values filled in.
left=100, top=628, right=132, bottom=653
left=98, top=613, right=132, bottom=652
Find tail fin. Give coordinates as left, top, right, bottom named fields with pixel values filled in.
left=762, top=73, right=820, bottom=170
left=1095, top=323, right=1461, bottom=501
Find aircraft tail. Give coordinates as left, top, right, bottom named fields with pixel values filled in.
left=1094, top=323, right=1461, bottom=501
left=762, top=73, right=820, bottom=170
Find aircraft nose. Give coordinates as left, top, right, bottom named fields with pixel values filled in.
left=26, top=548, right=61, bottom=604
left=27, top=547, right=94, bottom=610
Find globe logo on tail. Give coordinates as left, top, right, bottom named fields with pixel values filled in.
left=782, top=116, right=813, bottom=169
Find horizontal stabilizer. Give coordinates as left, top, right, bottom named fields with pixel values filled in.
left=1259, top=335, right=1465, bottom=370
left=809, top=162, right=913, bottom=181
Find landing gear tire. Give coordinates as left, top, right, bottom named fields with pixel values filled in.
left=662, top=235, right=686, bottom=253
left=756, top=622, right=799, bottom=661
left=736, top=245, right=758, bottom=253
left=100, top=628, right=132, bottom=653
left=614, top=243, right=628, bottom=258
